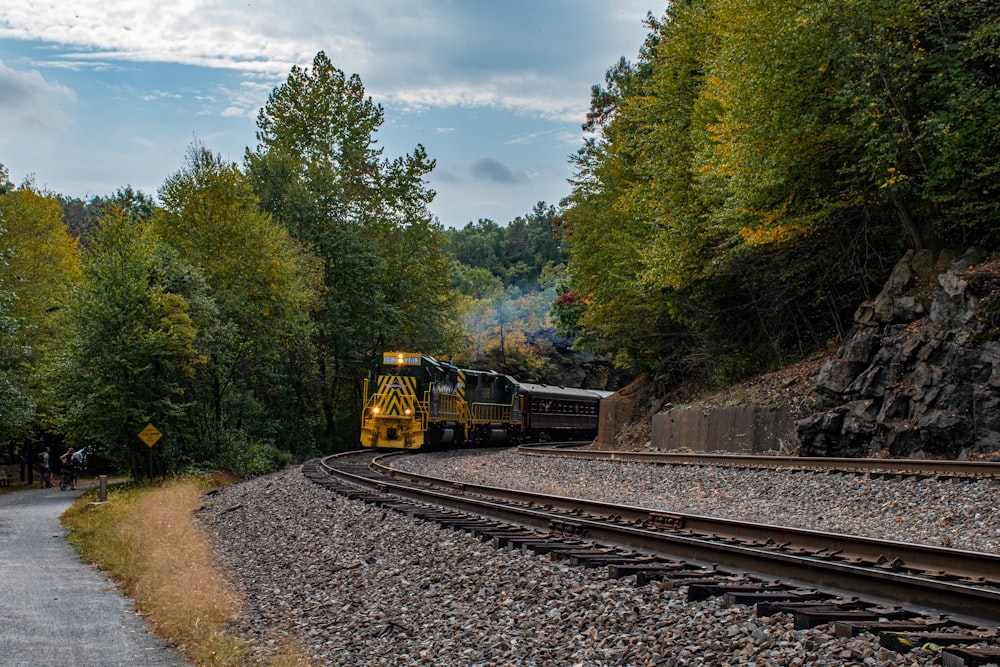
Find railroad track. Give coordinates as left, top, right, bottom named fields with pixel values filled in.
left=304, top=450, right=1000, bottom=665
left=517, top=445, right=1000, bottom=479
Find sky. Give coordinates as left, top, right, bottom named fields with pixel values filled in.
left=0, top=1, right=662, bottom=229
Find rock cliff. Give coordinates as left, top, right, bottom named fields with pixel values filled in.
left=797, top=248, right=1000, bottom=459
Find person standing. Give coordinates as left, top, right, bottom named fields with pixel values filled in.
left=38, top=447, right=52, bottom=488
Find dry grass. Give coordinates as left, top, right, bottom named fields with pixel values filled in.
left=62, top=476, right=314, bottom=667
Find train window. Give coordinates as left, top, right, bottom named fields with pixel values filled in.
left=381, top=365, right=419, bottom=378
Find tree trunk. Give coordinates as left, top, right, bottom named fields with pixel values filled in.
left=893, top=196, right=937, bottom=252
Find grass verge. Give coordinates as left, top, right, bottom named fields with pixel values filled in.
left=61, top=475, right=312, bottom=666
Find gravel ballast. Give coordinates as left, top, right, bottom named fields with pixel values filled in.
left=199, top=450, right=999, bottom=666
left=392, top=449, right=1000, bottom=554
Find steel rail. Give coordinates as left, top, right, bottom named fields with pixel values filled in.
left=518, top=445, right=1000, bottom=478
left=317, top=451, right=1000, bottom=624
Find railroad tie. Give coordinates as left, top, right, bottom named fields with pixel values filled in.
left=834, top=618, right=951, bottom=639
left=941, top=646, right=1000, bottom=667
left=605, top=561, right=691, bottom=580
left=723, top=589, right=830, bottom=607
left=881, top=632, right=999, bottom=654
left=755, top=600, right=912, bottom=630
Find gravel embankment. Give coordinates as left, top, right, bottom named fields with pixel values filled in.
left=197, top=450, right=997, bottom=666
left=392, top=449, right=1000, bottom=553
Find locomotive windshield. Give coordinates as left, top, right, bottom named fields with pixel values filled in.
left=379, top=364, right=422, bottom=378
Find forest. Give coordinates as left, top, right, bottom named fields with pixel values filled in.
left=2, top=0, right=998, bottom=479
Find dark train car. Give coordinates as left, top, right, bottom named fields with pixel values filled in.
left=517, top=382, right=610, bottom=442
left=463, top=369, right=521, bottom=445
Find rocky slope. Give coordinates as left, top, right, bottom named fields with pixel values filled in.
left=797, top=248, right=1000, bottom=459
left=621, top=248, right=1000, bottom=460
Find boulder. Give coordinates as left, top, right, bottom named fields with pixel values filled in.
left=797, top=249, right=1000, bottom=458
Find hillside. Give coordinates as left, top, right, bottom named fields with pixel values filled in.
left=613, top=248, right=1000, bottom=461
left=608, top=354, right=829, bottom=452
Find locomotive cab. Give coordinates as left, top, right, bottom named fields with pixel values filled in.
left=361, top=352, right=465, bottom=449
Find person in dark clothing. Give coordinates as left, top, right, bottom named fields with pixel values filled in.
left=59, top=448, right=77, bottom=491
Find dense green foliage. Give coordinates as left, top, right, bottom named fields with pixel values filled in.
left=0, top=176, right=82, bottom=457
left=53, top=209, right=201, bottom=476
left=558, top=0, right=999, bottom=389
left=0, top=167, right=35, bottom=449
left=3, top=0, right=995, bottom=474
left=0, top=54, right=471, bottom=477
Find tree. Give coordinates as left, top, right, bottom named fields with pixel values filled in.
left=0, top=182, right=82, bottom=344
left=61, top=186, right=155, bottom=247
left=559, top=17, right=687, bottom=373
left=445, top=220, right=506, bottom=277
left=55, top=210, right=201, bottom=479
left=154, top=144, right=318, bottom=456
left=0, top=181, right=82, bottom=454
left=824, top=0, right=1000, bottom=248
left=0, top=163, right=11, bottom=194
left=246, top=51, right=456, bottom=446
left=644, top=0, right=895, bottom=373
left=0, top=221, right=34, bottom=453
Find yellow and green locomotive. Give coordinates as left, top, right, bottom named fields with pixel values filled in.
left=360, top=351, right=608, bottom=450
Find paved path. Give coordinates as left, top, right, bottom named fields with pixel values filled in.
left=0, top=481, right=189, bottom=666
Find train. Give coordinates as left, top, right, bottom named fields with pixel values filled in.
left=360, top=352, right=613, bottom=450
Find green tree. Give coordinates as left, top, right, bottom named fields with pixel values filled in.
left=445, top=219, right=507, bottom=277
left=824, top=0, right=1000, bottom=248
left=56, top=211, right=201, bottom=479
left=0, top=164, right=10, bottom=194
left=61, top=187, right=155, bottom=247
left=246, top=51, right=456, bottom=446
left=154, top=144, right=318, bottom=458
left=445, top=203, right=566, bottom=291
left=0, top=220, right=34, bottom=453
left=0, top=181, right=83, bottom=454
left=0, top=183, right=82, bottom=342
left=643, top=0, right=896, bottom=374
left=559, top=21, right=688, bottom=373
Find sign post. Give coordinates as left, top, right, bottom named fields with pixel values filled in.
left=138, top=423, right=162, bottom=479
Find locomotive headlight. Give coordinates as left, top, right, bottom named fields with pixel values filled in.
left=372, top=406, right=380, bottom=415
left=397, top=353, right=404, bottom=364
left=405, top=408, right=412, bottom=416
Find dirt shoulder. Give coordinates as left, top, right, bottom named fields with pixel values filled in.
left=671, top=352, right=830, bottom=415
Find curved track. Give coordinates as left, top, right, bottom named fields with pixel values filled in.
left=518, top=445, right=1000, bottom=479
left=304, top=450, right=1000, bottom=634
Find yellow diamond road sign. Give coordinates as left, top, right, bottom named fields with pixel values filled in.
left=138, top=423, right=162, bottom=448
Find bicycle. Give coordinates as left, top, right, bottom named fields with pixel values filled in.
left=58, top=466, right=75, bottom=491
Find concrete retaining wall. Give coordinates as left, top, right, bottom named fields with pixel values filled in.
left=597, top=393, right=637, bottom=445
left=651, top=406, right=799, bottom=453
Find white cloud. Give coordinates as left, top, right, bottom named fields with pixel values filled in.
left=212, top=80, right=272, bottom=119
left=0, top=59, right=75, bottom=129
left=142, top=90, right=182, bottom=102
left=0, top=1, right=656, bottom=121
left=220, top=106, right=250, bottom=118
left=383, top=78, right=586, bottom=124
left=0, top=1, right=343, bottom=76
